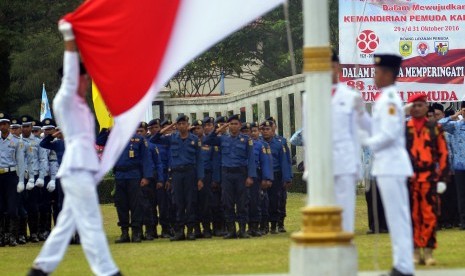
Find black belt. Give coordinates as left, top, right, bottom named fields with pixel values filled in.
left=222, top=166, right=247, bottom=174
left=172, top=165, right=195, bottom=172
left=114, top=165, right=140, bottom=172
left=414, top=165, right=435, bottom=173
left=0, top=167, right=16, bottom=174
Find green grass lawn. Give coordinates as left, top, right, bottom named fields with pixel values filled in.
left=1, top=193, right=464, bottom=275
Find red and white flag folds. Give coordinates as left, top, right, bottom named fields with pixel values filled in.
left=62, top=0, right=284, bottom=181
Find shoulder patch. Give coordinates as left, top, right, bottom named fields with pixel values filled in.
left=388, top=104, right=396, bottom=115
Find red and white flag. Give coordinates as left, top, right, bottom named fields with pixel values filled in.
left=63, top=0, right=284, bottom=181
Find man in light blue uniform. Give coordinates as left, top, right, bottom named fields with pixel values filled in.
left=0, top=112, right=26, bottom=247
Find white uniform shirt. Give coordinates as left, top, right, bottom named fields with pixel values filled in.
left=332, top=83, right=371, bottom=177
left=53, top=52, right=99, bottom=178
left=365, top=84, right=413, bottom=176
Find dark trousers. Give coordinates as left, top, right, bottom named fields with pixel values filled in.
left=155, top=184, right=170, bottom=228
left=115, top=178, right=143, bottom=229
left=172, top=168, right=197, bottom=228
left=439, top=175, right=459, bottom=227
left=455, top=170, right=465, bottom=226
left=279, top=186, right=287, bottom=221
left=38, top=176, right=52, bottom=234
left=0, top=172, right=19, bottom=218
left=268, top=172, right=283, bottom=223
left=211, top=184, right=224, bottom=224
left=249, top=176, right=262, bottom=223
left=260, top=189, right=269, bottom=223
left=365, top=179, right=388, bottom=231
left=221, top=168, right=249, bottom=224
left=51, top=178, right=64, bottom=225
left=141, top=181, right=156, bottom=227
left=197, top=171, right=212, bottom=224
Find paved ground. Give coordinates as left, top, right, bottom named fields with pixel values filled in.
left=227, top=269, right=465, bottom=276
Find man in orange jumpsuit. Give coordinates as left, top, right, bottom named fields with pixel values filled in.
left=405, top=94, right=449, bottom=266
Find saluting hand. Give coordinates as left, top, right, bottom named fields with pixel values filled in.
left=160, top=123, right=176, bottom=134
left=215, top=123, right=229, bottom=134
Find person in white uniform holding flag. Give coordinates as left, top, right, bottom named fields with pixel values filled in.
left=28, top=21, right=121, bottom=276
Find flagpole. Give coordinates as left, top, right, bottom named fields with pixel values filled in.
left=289, top=1, right=357, bottom=275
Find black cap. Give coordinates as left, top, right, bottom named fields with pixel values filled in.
left=461, top=101, right=465, bottom=109
left=214, top=116, right=227, bottom=124
left=445, top=109, right=455, bottom=117
left=265, top=116, right=276, bottom=123
left=428, top=106, right=435, bottom=113
left=431, top=103, right=444, bottom=112
left=148, top=118, right=161, bottom=127
left=227, top=114, right=241, bottom=123
left=241, top=122, right=253, bottom=131
left=332, top=49, right=339, bottom=62
left=202, top=116, right=214, bottom=124
left=250, top=122, right=258, bottom=128
left=41, top=118, right=56, bottom=130
left=373, top=54, right=402, bottom=70
left=175, top=115, right=189, bottom=123
left=138, top=121, right=148, bottom=129
left=160, top=119, right=172, bottom=127
left=20, top=115, right=34, bottom=125
left=192, top=120, right=203, bottom=127
left=58, top=62, right=87, bottom=77
left=0, top=112, right=11, bottom=123
left=32, top=120, right=42, bottom=130
left=260, top=120, right=274, bottom=127
left=10, top=118, right=20, bottom=128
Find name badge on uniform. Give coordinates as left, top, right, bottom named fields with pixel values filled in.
left=129, top=150, right=135, bottom=158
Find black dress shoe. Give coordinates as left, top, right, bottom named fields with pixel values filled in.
left=366, top=229, right=375, bottom=235
left=381, top=267, right=413, bottom=276
left=18, top=235, right=27, bottom=244
left=27, top=268, right=48, bottom=276
left=30, top=233, right=39, bottom=243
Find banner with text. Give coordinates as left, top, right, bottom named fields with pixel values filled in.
left=339, top=0, right=465, bottom=102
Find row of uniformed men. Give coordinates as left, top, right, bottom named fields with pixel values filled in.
left=0, top=113, right=64, bottom=247
left=107, top=114, right=293, bottom=242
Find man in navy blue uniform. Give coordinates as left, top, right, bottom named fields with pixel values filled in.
left=136, top=122, right=164, bottom=240
left=260, top=120, right=292, bottom=234
left=113, top=128, right=152, bottom=243
left=265, top=116, right=292, bottom=232
left=191, top=119, right=215, bottom=238
left=151, top=115, right=204, bottom=241
left=210, top=116, right=227, bottom=236
left=204, top=115, right=256, bottom=239
left=247, top=122, right=273, bottom=236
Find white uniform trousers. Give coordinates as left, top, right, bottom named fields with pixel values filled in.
left=33, top=170, right=119, bottom=276
left=334, top=174, right=357, bottom=233
left=377, top=176, right=414, bottom=275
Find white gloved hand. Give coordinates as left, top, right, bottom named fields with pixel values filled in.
left=437, top=181, right=447, bottom=194
left=302, top=170, right=309, bottom=182
left=26, top=179, right=35, bottom=190
left=35, top=178, right=45, bottom=188
left=47, top=180, right=56, bottom=193
left=359, top=130, right=370, bottom=146
left=17, top=182, right=25, bottom=193
left=58, top=20, right=75, bottom=41
left=403, top=103, right=414, bottom=115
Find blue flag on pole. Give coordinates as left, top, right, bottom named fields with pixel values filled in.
left=40, top=83, right=52, bottom=121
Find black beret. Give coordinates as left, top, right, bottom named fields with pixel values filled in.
left=192, top=120, right=203, bottom=127
left=373, top=54, right=402, bottom=70
left=332, top=50, right=339, bottom=62
left=202, top=116, right=215, bottom=124
left=227, top=114, right=241, bottom=123
left=175, top=115, right=189, bottom=123
left=41, top=118, right=57, bottom=129
left=148, top=118, right=161, bottom=126
left=58, top=62, right=87, bottom=77
left=431, top=103, right=444, bottom=112
left=138, top=121, right=148, bottom=129
left=241, top=122, right=252, bottom=130
left=265, top=116, right=276, bottom=123
left=0, top=112, right=11, bottom=123
left=260, top=120, right=274, bottom=127
left=20, top=115, right=35, bottom=125
left=160, top=119, right=172, bottom=127
left=214, top=116, right=228, bottom=124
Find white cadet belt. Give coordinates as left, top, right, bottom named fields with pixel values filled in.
left=0, top=167, right=16, bottom=174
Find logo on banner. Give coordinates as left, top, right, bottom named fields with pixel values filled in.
left=417, top=42, right=429, bottom=57
left=434, top=41, right=449, bottom=56
left=356, top=30, right=379, bottom=54
left=399, top=41, right=412, bottom=57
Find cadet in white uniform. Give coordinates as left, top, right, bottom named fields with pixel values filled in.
left=331, top=53, right=371, bottom=233
left=28, top=21, right=121, bottom=276
left=362, top=54, right=414, bottom=276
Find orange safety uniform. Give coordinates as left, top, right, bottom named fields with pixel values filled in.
left=406, top=118, right=449, bottom=249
